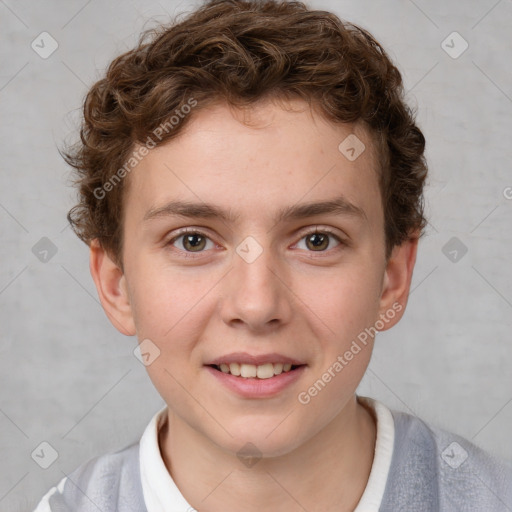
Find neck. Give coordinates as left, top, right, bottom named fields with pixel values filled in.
left=159, top=395, right=376, bottom=512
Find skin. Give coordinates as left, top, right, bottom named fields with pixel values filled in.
left=90, top=97, right=418, bottom=512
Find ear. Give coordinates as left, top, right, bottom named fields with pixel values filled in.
left=377, top=234, right=419, bottom=331
left=89, top=239, right=136, bottom=336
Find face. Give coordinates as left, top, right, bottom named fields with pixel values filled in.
left=93, top=97, right=416, bottom=457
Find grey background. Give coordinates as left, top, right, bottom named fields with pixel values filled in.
left=1, top=0, right=511, bottom=510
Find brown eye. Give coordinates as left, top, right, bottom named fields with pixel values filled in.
left=182, top=233, right=207, bottom=252
left=305, top=232, right=330, bottom=251
left=295, top=229, right=342, bottom=253
left=169, top=230, right=214, bottom=254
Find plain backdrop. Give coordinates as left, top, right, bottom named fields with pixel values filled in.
left=1, top=0, right=511, bottom=510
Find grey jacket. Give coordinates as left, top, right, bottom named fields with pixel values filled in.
left=34, top=408, right=512, bottom=511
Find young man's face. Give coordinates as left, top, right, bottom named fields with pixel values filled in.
left=92, top=98, right=416, bottom=456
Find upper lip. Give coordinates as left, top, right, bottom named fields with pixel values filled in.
left=206, top=352, right=306, bottom=366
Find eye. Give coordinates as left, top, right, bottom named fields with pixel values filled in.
left=168, top=230, right=215, bottom=255
left=167, top=227, right=345, bottom=258
left=294, top=228, right=343, bottom=253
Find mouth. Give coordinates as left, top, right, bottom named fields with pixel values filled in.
left=204, top=352, right=308, bottom=397
left=207, top=362, right=305, bottom=379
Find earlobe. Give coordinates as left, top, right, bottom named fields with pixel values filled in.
left=377, top=235, right=419, bottom=330
left=89, top=240, right=136, bottom=336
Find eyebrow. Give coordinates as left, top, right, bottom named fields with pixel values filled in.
left=143, top=195, right=367, bottom=224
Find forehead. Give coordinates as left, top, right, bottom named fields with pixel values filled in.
left=125, top=98, right=383, bottom=230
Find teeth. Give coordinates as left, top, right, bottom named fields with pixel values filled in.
left=215, top=362, right=299, bottom=379
left=240, top=363, right=257, bottom=378
left=256, top=363, right=274, bottom=379
left=229, top=362, right=241, bottom=376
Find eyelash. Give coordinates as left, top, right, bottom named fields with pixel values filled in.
left=166, top=227, right=345, bottom=258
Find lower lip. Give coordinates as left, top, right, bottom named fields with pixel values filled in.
left=204, top=365, right=307, bottom=398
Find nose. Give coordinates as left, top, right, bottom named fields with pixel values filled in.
left=220, top=238, right=293, bottom=332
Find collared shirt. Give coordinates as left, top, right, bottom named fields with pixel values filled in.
left=33, top=395, right=512, bottom=511
left=139, top=396, right=395, bottom=511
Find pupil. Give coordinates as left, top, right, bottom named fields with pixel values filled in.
left=308, top=233, right=327, bottom=250
left=185, top=234, right=205, bottom=251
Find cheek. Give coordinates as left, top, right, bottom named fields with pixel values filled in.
left=300, top=263, right=382, bottom=344
left=129, top=257, right=216, bottom=340
left=292, top=270, right=380, bottom=428
left=129, top=264, right=216, bottom=404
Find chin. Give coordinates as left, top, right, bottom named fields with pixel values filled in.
left=209, top=416, right=309, bottom=460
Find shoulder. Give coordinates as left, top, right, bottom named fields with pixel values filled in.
left=381, top=408, right=512, bottom=511
left=429, top=418, right=512, bottom=511
left=32, top=442, right=147, bottom=512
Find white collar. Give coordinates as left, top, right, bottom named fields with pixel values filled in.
left=139, top=395, right=395, bottom=512
left=354, top=396, right=395, bottom=511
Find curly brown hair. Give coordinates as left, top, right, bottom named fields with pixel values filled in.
left=64, top=0, right=428, bottom=269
